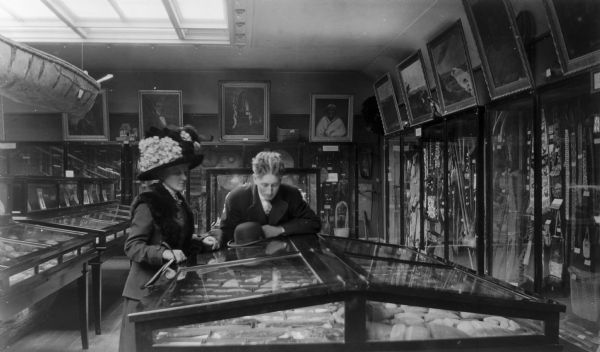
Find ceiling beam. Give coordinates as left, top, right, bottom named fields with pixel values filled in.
left=107, top=0, right=127, bottom=21
left=40, top=0, right=87, bottom=39
left=161, top=0, right=185, bottom=40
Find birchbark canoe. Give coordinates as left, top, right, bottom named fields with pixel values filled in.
left=0, top=34, right=99, bottom=116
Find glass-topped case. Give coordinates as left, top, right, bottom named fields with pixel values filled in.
left=129, top=235, right=564, bottom=352
left=3, top=143, right=64, bottom=177
left=0, top=222, right=92, bottom=289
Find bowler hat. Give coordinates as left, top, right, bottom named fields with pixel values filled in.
left=227, top=222, right=266, bottom=248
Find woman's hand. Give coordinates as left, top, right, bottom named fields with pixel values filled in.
left=202, top=235, right=220, bottom=250
left=262, top=225, right=285, bottom=238
left=162, top=249, right=187, bottom=263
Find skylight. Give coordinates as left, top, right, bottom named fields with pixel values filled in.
left=0, top=0, right=230, bottom=44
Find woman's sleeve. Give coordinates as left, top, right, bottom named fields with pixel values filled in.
left=124, top=203, right=165, bottom=266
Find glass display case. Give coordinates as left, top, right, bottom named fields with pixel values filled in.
left=402, top=134, right=421, bottom=249
left=2, top=143, right=64, bottom=177
left=129, top=235, right=564, bottom=352
left=422, top=123, right=446, bottom=259
left=486, top=98, right=535, bottom=290
left=386, top=136, right=402, bottom=244
left=59, top=181, right=80, bottom=208
left=205, top=168, right=318, bottom=231
left=66, top=143, right=121, bottom=178
left=26, top=182, right=59, bottom=212
left=538, top=77, right=600, bottom=350
left=446, top=114, right=481, bottom=271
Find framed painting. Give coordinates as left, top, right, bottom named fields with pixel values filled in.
left=139, top=90, right=182, bottom=136
left=463, top=0, right=533, bottom=99
left=396, top=50, right=434, bottom=126
left=219, top=81, right=269, bottom=142
left=63, top=89, right=109, bottom=141
left=427, top=20, right=478, bottom=115
left=543, top=0, right=600, bottom=74
left=309, top=94, right=353, bottom=142
left=373, top=73, right=404, bottom=134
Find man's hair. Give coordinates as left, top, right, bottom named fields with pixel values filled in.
left=252, top=151, right=285, bottom=177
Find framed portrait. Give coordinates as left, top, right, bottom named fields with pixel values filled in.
left=396, top=50, right=434, bottom=126
left=543, top=0, right=600, bottom=74
left=373, top=73, right=404, bottom=134
left=63, top=89, right=108, bottom=141
left=427, top=20, right=478, bottom=115
left=463, top=0, right=533, bottom=100
left=139, top=90, right=182, bottom=135
left=309, top=94, right=353, bottom=142
left=219, top=81, right=269, bottom=142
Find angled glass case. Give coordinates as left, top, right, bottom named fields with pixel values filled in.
left=130, top=234, right=564, bottom=352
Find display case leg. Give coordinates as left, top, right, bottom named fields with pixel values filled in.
left=345, top=294, right=365, bottom=350
left=78, top=263, right=89, bottom=350
left=91, top=254, right=102, bottom=335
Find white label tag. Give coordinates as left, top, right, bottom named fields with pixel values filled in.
left=65, top=170, right=74, bottom=178
left=323, top=145, right=339, bottom=152
left=550, top=198, right=563, bottom=209
left=594, top=215, right=600, bottom=224
left=326, top=173, right=338, bottom=182
left=594, top=138, right=600, bottom=144
left=583, top=191, right=590, bottom=197
left=574, top=248, right=581, bottom=254
left=415, top=128, right=422, bottom=137
left=584, top=259, right=591, bottom=266
left=545, top=219, right=552, bottom=225
left=0, top=143, right=16, bottom=149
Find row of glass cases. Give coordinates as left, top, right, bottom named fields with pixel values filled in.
left=0, top=202, right=131, bottom=349
left=386, top=74, right=600, bottom=350
left=129, top=234, right=564, bottom=351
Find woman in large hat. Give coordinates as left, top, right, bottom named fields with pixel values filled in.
left=118, top=126, right=219, bottom=352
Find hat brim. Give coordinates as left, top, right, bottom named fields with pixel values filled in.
left=137, top=154, right=204, bottom=181
left=227, top=237, right=268, bottom=248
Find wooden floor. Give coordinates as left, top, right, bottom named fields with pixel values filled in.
left=2, top=258, right=129, bottom=352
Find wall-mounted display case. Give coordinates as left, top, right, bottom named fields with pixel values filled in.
left=129, top=235, right=564, bottom=352
left=2, top=143, right=64, bottom=177
left=422, top=122, right=446, bottom=260
left=385, top=136, right=402, bottom=244
left=66, top=143, right=121, bottom=179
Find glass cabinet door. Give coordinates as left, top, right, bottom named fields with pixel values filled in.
left=487, top=99, right=535, bottom=290
left=446, top=115, right=479, bottom=271
left=422, top=124, right=445, bottom=259
left=402, top=135, right=421, bottom=248
left=386, top=136, right=401, bottom=245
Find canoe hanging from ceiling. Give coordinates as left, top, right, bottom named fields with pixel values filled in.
left=0, top=34, right=100, bottom=116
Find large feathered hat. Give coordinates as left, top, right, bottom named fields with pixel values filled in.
left=137, top=125, right=204, bottom=181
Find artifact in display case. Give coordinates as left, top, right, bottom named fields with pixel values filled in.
left=487, top=100, right=535, bottom=290
left=0, top=180, right=11, bottom=216
left=446, top=114, right=479, bottom=270
left=206, top=168, right=318, bottom=231
left=67, top=143, right=121, bottom=178
left=26, top=183, right=58, bottom=212
left=386, top=137, right=401, bottom=244
left=303, top=144, right=355, bottom=237
left=129, top=235, right=565, bottom=352
left=402, top=134, right=421, bottom=248
left=422, top=125, right=445, bottom=258
left=59, top=182, right=80, bottom=208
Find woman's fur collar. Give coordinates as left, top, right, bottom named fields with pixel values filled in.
left=131, top=183, right=193, bottom=250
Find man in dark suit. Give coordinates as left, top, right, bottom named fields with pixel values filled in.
left=219, top=151, right=321, bottom=244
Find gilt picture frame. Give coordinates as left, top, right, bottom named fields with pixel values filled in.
left=63, top=89, right=109, bottom=141
left=396, top=50, right=434, bottom=126
left=427, top=20, right=478, bottom=115
left=309, top=94, right=353, bottom=142
left=139, top=90, right=183, bottom=136
left=463, top=0, right=533, bottom=100
left=219, top=81, right=269, bottom=142
left=373, top=73, right=404, bottom=134
left=543, top=0, right=600, bottom=74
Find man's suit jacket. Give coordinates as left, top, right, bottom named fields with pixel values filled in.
left=220, top=183, right=321, bottom=243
